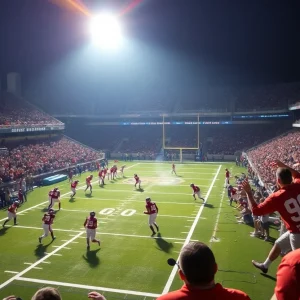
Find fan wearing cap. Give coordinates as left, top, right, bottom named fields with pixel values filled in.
left=144, top=197, right=159, bottom=236
left=158, top=241, right=250, bottom=300
left=271, top=248, right=300, bottom=300
left=2, top=201, right=20, bottom=227
left=39, top=209, right=56, bottom=243
left=84, top=211, right=101, bottom=250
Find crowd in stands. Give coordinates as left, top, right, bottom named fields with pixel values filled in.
left=0, top=92, right=62, bottom=127
left=0, top=136, right=100, bottom=183
left=247, top=131, right=300, bottom=186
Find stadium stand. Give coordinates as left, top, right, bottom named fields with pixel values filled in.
left=247, top=130, right=300, bottom=186
left=0, top=92, right=63, bottom=127
left=0, top=136, right=101, bottom=182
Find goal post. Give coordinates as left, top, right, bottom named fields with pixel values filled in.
left=162, top=115, right=200, bottom=163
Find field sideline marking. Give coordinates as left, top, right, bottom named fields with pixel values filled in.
left=162, top=164, right=222, bottom=294
left=4, top=224, right=190, bottom=241
left=0, top=231, right=84, bottom=290
left=0, top=163, right=141, bottom=223
left=16, top=277, right=161, bottom=298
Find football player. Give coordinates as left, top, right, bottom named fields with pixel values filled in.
left=39, top=209, right=56, bottom=243
left=225, top=168, right=230, bottom=188
left=144, top=197, right=159, bottom=236
left=171, top=163, right=177, bottom=175
left=85, top=175, right=93, bottom=194
left=120, top=165, right=126, bottom=177
left=134, top=174, right=141, bottom=189
left=84, top=211, right=101, bottom=250
left=98, top=169, right=105, bottom=186
left=190, top=183, right=205, bottom=201
left=2, top=201, right=19, bottom=227
left=48, top=187, right=61, bottom=210
left=71, top=180, right=79, bottom=197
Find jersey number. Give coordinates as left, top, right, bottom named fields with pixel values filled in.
left=284, top=195, right=300, bottom=222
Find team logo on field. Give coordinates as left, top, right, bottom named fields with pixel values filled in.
left=123, top=177, right=183, bottom=185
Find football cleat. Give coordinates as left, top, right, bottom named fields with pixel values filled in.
left=252, top=260, right=268, bottom=273
left=48, top=209, right=55, bottom=214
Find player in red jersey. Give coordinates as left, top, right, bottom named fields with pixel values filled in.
left=144, top=197, right=159, bottom=236
left=18, top=189, right=24, bottom=204
left=134, top=174, right=141, bottom=189
left=228, top=185, right=238, bottom=206
left=83, top=211, right=100, bottom=250
left=48, top=187, right=61, bottom=210
left=103, top=168, right=108, bottom=184
left=224, top=168, right=230, bottom=188
left=113, top=165, right=118, bottom=178
left=190, top=184, right=205, bottom=201
left=242, top=160, right=300, bottom=274
left=2, top=201, right=20, bottom=227
left=39, top=209, right=56, bottom=243
left=171, top=163, right=177, bottom=175
left=85, top=175, right=93, bottom=194
left=70, top=180, right=79, bottom=197
left=98, top=169, right=105, bottom=186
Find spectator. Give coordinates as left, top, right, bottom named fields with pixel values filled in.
left=242, top=160, right=300, bottom=274
left=271, top=249, right=300, bottom=300
left=157, top=241, right=250, bottom=300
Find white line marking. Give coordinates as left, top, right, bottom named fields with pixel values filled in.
left=210, top=179, right=226, bottom=243
left=162, top=164, right=222, bottom=294
left=181, top=232, right=189, bottom=234
left=23, top=263, right=32, bottom=265
left=0, top=232, right=84, bottom=290
left=23, top=263, right=43, bottom=270
left=41, top=261, right=51, bottom=264
left=52, top=246, right=71, bottom=250
left=16, top=277, right=160, bottom=298
left=4, top=271, right=19, bottom=274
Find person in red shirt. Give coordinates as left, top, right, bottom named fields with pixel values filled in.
left=39, top=209, right=56, bottom=243
left=225, top=168, right=230, bottom=188
left=48, top=187, right=61, bottom=210
left=98, top=169, right=105, bottom=186
left=157, top=241, right=250, bottom=300
left=134, top=174, right=141, bottom=189
left=144, top=197, right=159, bottom=236
left=2, top=201, right=20, bottom=227
left=84, top=211, right=100, bottom=250
left=171, top=163, right=177, bottom=175
left=70, top=180, right=79, bottom=197
left=18, top=189, right=24, bottom=204
left=85, top=175, right=93, bottom=194
left=271, top=249, right=300, bottom=300
left=190, top=184, right=205, bottom=201
left=242, top=160, right=300, bottom=273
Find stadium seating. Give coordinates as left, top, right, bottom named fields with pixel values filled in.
left=0, top=92, right=63, bottom=127
left=247, top=130, right=300, bottom=185
left=0, top=136, right=101, bottom=182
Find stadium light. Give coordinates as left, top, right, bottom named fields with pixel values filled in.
left=89, top=13, right=122, bottom=49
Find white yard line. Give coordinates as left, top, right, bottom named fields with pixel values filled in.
left=4, top=271, right=19, bottom=274
left=16, top=277, right=161, bottom=298
left=0, top=231, right=84, bottom=290
left=5, top=224, right=188, bottom=241
left=162, top=164, right=222, bottom=294
left=210, top=188, right=226, bottom=243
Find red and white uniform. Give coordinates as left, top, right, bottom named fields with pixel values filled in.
left=225, top=170, right=230, bottom=186
left=51, top=189, right=60, bottom=203
left=191, top=185, right=201, bottom=198
left=7, top=203, right=18, bottom=220
left=145, top=201, right=158, bottom=225
left=231, top=187, right=238, bottom=201
left=134, top=175, right=141, bottom=184
left=103, top=168, right=108, bottom=178
left=71, top=181, right=79, bottom=193
left=84, top=216, right=98, bottom=240
left=42, top=213, right=55, bottom=236
left=86, top=176, right=92, bottom=187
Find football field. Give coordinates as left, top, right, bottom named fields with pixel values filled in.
left=0, top=162, right=279, bottom=300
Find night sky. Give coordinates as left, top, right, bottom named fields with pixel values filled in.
left=0, top=0, right=300, bottom=107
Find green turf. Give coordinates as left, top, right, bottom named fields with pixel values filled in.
left=0, top=161, right=279, bottom=300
